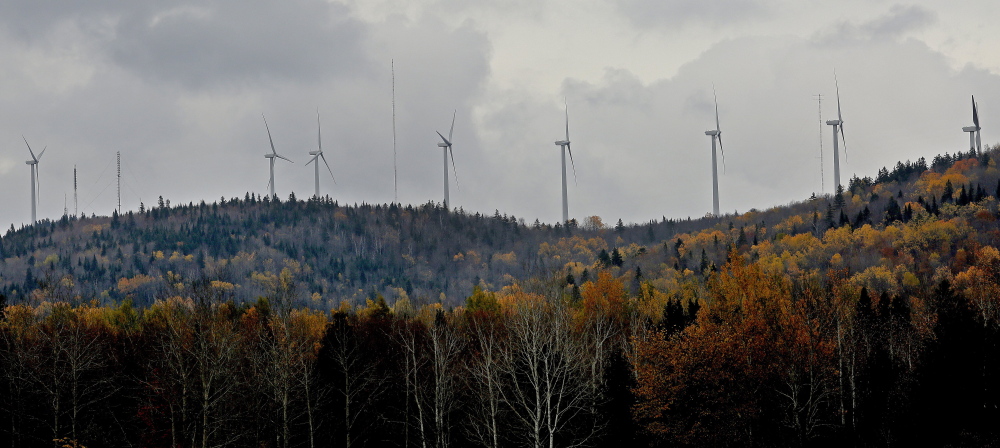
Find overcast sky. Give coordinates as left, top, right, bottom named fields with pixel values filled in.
left=1, top=0, right=998, bottom=229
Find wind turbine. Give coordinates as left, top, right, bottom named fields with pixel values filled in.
left=262, top=115, right=293, bottom=199
left=704, top=89, right=725, bottom=217
left=963, top=95, right=982, bottom=153
left=435, top=110, right=460, bottom=209
left=554, top=102, right=577, bottom=224
left=306, top=110, right=336, bottom=198
left=23, top=136, right=46, bottom=224
left=826, top=75, right=848, bottom=190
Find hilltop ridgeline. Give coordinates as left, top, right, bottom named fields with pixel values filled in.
left=0, top=145, right=998, bottom=310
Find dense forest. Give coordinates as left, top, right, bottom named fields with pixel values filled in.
left=2, top=146, right=1000, bottom=447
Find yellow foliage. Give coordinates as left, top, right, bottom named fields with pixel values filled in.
left=491, top=251, right=517, bottom=266
left=849, top=265, right=900, bottom=297
left=537, top=236, right=608, bottom=262
left=210, top=280, right=236, bottom=291
left=117, top=274, right=158, bottom=294
left=583, top=215, right=605, bottom=231
left=915, top=159, right=976, bottom=199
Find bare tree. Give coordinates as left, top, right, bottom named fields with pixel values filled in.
left=501, top=290, right=597, bottom=448
left=426, top=310, right=464, bottom=448
left=463, top=310, right=509, bottom=448
left=324, top=312, right=390, bottom=448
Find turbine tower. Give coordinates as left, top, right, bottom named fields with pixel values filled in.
left=22, top=136, right=46, bottom=224
left=306, top=110, right=336, bottom=198
left=705, top=89, right=725, bottom=217
left=262, top=115, right=293, bottom=199
left=554, top=102, right=577, bottom=224
left=963, top=95, right=982, bottom=153
left=435, top=110, right=459, bottom=209
left=826, top=75, right=848, bottom=190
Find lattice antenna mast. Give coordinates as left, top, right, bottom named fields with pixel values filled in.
left=392, top=59, right=398, bottom=204
left=117, top=151, right=121, bottom=213
left=814, top=94, right=825, bottom=194
left=73, top=165, right=78, bottom=217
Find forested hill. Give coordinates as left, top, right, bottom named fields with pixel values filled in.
left=4, top=147, right=1000, bottom=448
left=1, top=146, right=998, bottom=310
left=0, top=193, right=696, bottom=308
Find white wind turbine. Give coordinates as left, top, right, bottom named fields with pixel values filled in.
left=554, top=102, right=577, bottom=224
left=826, top=75, right=848, bottom=190
left=262, top=115, right=293, bottom=199
left=435, top=110, right=460, bottom=209
left=307, top=110, right=336, bottom=198
left=704, top=89, right=725, bottom=217
left=963, top=95, right=982, bottom=153
left=23, top=136, right=46, bottom=224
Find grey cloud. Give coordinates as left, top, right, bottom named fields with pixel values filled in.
left=860, top=5, right=935, bottom=38
left=0, top=5, right=494, bottom=227
left=616, top=0, right=770, bottom=28
left=474, top=34, right=1000, bottom=224
left=0, top=0, right=370, bottom=90
left=109, top=0, right=369, bottom=89
left=819, top=4, right=936, bottom=44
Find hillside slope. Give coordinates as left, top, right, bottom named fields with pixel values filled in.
left=1, top=146, right=998, bottom=310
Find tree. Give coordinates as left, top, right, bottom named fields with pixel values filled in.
left=500, top=287, right=598, bottom=448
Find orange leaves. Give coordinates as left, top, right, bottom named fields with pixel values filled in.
left=632, top=253, right=839, bottom=445
left=954, top=245, right=1000, bottom=326
left=915, top=158, right=977, bottom=199
left=579, top=271, right=626, bottom=318
left=537, top=235, right=608, bottom=264
left=117, top=274, right=158, bottom=295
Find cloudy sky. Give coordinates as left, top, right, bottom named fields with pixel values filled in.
left=1, top=0, right=998, bottom=229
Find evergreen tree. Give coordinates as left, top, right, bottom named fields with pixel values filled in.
left=610, top=248, right=624, bottom=267
left=597, top=249, right=611, bottom=267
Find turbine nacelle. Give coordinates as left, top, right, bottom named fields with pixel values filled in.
left=963, top=126, right=979, bottom=132
left=704, top=130, right=720, bottom=136
left=438, top=142, right=449, bottom=148
left=265, top=154, right=277, bottom=158
left=825, top=119, right=842, bottom=126
left=554, top=140, right=570, bottom=146
left=309, top=150, right=321, bottom=156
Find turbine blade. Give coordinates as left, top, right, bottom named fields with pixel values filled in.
left=977, top=130, right=982, bottom=152
left=436, top=131, right=451, bottom=146
left=317, top=109, right=323, bottom=152
left=22, top=136, right=37, bottom=162
left=567, top=144, right=578, bottom=186
left=321, top=153, right=336, bottom=184
left=713, top=86, right=721, bottom=133
left=448, top=110, right=456, bottom=143
left=448, top=147, right=460, bottom=190
left=973, top=96, right=980, bottom=129
left=836, top=75, right=843, bottom=123
left=276, top=154, right=293, bottom=163
left=840, top=125, right=848, bottom=163
left=262, top=114, right=277, bottom=155
left=37, top=146, right=47, bottom=161
left=306, top=154, right=319, bottom=165
left=565, top=100, right=570, bottom=142
left=718, top=135, right=726, bottom=173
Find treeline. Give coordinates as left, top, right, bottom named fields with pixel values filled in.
left=0, top=197, right=706, bottom=310
left=634, top=251, right=1000, bottom=447
left=3, top=247, right=1000, bottom=447
left=0, top=272, right=646, bottom=448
